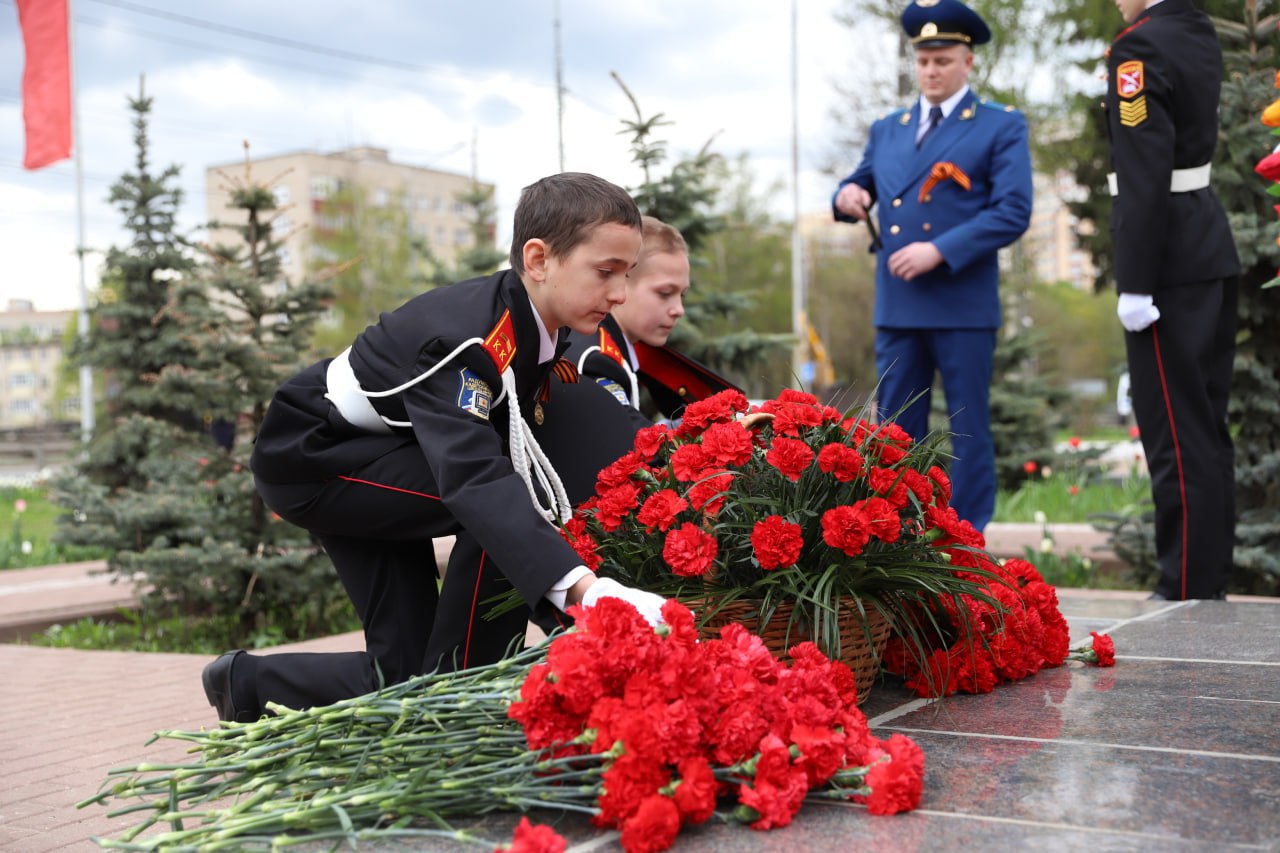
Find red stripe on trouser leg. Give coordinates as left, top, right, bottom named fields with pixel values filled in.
left=336, top=475, right=442, bottom=500
left=463, top=550, right=487, bottom=669
left=1150, top=324, right=1190, bottom=600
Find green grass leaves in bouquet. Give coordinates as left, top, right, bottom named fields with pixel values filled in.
left=561, top=389, right=1004, bottom=674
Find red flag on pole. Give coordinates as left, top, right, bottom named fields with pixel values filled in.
left=17, top=0, right=72, bottom=170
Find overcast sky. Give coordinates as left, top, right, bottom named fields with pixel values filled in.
left=1, top=0, right=896, bottom=312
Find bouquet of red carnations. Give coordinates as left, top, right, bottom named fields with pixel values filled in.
left=560, top=388, right=1003, bottom=688
left=84, top=599, right=924, bottom=852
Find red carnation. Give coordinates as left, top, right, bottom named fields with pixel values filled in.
left=1256, top=150, right=1280, bottom=181
left=687, top=469, right=733, bottom=517
left=676, top=389, right=749, bottom=438
left=700, top=421, right=754, bottom=467
left=765, top=436, right=814, bottom=481
left=633, top=423, right=672, bottom=458
left=821, top=505, right=872, bottom=558
left=926, top=465, right=952, bottom=505
left=596, top=451, right=645, bottom=492
left=1091, top=632, right=1116, bottom=666
left=868, top=466, right=909, bottom=508
left=595, top=482, right=643, bottom=532
left=670, top=443, right=710, bottom=482
left=672, top=757, right=718, bottom=824
left=750, top=515, right=804, bottom=570
left=496, top=817, right=566, bottom=853
left=737, top=734, right=810, bottom=830
left=816, top=442, right=865, bottom=482
left=636, top=489, right=688, bottom=532
left=662, top=522, right=718, bottom=577
left=620, top=795, right=681, bottom=853
left=862, top=733, right=925, bottom=815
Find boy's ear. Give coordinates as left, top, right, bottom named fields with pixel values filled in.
left=522, top=239, right=550, bottom=281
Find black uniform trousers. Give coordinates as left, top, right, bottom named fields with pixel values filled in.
left=1125, top=277, right=1237, bottom=599
left=252, top=439, right=558, bottom=714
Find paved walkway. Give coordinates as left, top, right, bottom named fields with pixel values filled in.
left=2, top=560, right=1277, bottom=850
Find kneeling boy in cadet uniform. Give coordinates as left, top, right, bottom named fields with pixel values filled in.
left=202, top=173, right=668, bottom=723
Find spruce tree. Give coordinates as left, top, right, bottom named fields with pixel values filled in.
left=54, top=90, right=350, bottom=646
left=611, top=74, right=792, bottom=394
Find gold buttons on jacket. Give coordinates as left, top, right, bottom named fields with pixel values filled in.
left=890, top=225, right=901, bottom=235
left=892, top=198, right=902, bottom=208
left=923, top=223, right=932, bottom=232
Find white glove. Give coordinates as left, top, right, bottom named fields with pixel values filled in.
left=1117, top=293, right=1160, bottom=332
left=580, top=577, right=667, bottom=628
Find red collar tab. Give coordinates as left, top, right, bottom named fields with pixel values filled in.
left=1114, top=16, right=1149, bottom=42
left=483, top=310, right=517, bottom=373
left=598, top=327, right=627, bottom=367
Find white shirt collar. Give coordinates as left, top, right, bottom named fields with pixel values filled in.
left=620, top=329, right=639, bottom=371
left=919, top=84, right=970, bottom=124
left=528, top=298, right=556, bottom=364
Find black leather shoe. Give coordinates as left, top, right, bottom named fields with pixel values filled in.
left=202, top=650, right=248, bottom=722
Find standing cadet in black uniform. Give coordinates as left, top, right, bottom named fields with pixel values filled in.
left=534, top=215, right=743, bottom=504
left=1106, top=0, right=1240, bottom=600
left=201, top=173, right=669, bottom=722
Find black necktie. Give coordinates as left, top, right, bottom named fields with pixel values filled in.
left=918, top=105, right=943, bottom=149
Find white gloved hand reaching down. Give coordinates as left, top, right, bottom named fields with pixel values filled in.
left=580, top=577, right=667, bottom=628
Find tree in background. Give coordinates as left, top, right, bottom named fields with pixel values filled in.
left=54, top=90, right=350, bottom=647
left=418, top=182, right=507, bottom=288
left=612, top=75, right=793, bottom=397
left=308, top=184, right=423, bottom=354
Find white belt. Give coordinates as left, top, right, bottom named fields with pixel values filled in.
left=324, top=347, right=393, bottom=434
left=1107, top=163, right=1211, bottom=197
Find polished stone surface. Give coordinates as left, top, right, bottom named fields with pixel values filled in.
left=66, top=595, right=1280, bottom=852
left=1108, top=600, right=1280, bottom=663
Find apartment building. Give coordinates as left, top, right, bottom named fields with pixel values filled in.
left=204, top=146, right=492, bottom=290
left=0, top=300, right=79, bottom=431
left=1026, top=168, right=1098, bottom=290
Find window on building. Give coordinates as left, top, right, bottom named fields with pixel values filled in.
left=310, top=176, right=337, bottom=200
left=274, top=186, right=291, bottom=205
left=373, top=188, right=390, bottom=207
left=435, top=225, right=446, bottom=244
left=8, top=373, right=34, bottom=389
left=9, top=399, right=35, bottom=414
left=455, top=229, right=469, bottom=246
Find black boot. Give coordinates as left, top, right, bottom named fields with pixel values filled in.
left=202, top=650, right=259, bottom=722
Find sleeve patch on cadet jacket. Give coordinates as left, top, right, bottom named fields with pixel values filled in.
left=1117, top=60, right=1144, bottom=97
left=456, top=367, right=492, bottom=420
left=1119, top=95, right=1148, bottom=127
left=596, top=377, right=630, bottom=405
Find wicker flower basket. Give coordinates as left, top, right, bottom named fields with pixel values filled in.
left=694, top=598, right=891, bottom=704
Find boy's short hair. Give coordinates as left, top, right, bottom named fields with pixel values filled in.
left=639, top=215, right=687, bottom=260
left=509, top=173, right=641, bottom=273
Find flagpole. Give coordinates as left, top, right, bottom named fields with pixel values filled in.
left=67, top=0, right=94, bottom=442
left=789, top=0, right=808, bottom=391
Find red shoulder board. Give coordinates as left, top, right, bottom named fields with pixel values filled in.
left=483, top=309, right=517, bottom=373
left=1114, top=16, right=1149, bottom=42
left=598, top=327, right=627, bottom=367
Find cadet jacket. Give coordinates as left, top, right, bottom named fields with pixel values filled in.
left=565, top=314, right=639, bottom=408
left=1105, top=0, right=1239, bottom=295
left=250, top=269, right=583, bottom=609
left=833, top=89, right=1033, bottom=330
left=564, top=315, right=745, bottom=420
